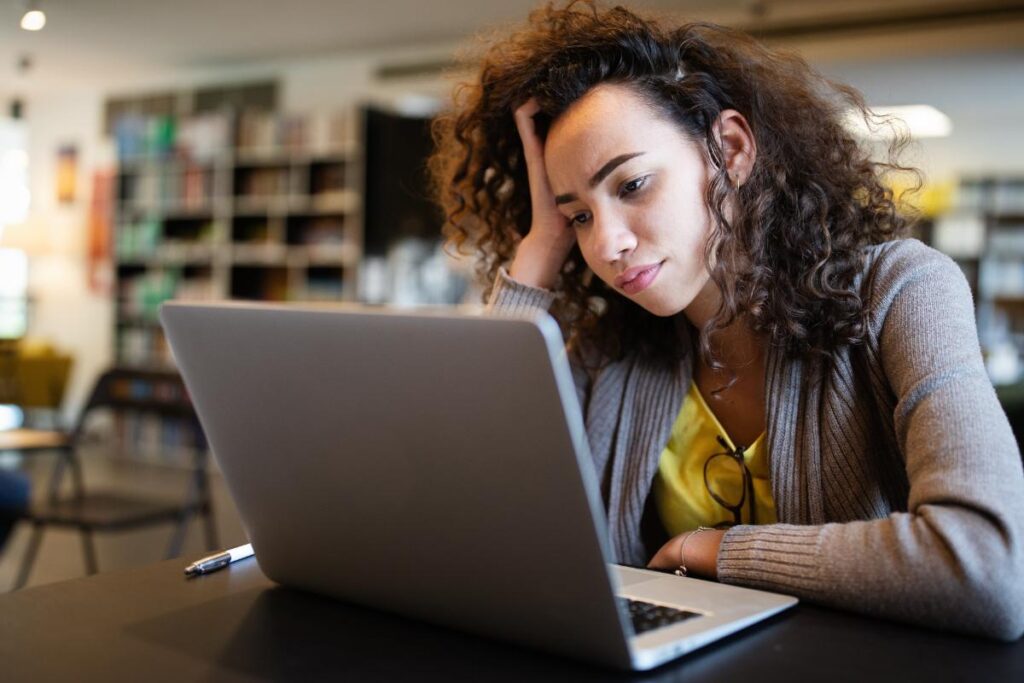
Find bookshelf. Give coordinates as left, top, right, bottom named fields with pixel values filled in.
left=927, top=176, right=1024, bottom=384
left=112, top=110, right=362, bottom=367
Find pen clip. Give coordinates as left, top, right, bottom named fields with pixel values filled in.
left=204, top=556, right=231, bottom=572
left=185, top=553, right=229, bottom=576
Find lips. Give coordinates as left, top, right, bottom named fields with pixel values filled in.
left=615, top=261, right=663, bottom=295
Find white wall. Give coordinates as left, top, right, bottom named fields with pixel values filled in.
left=821, top=52, right=1024, bottom=180
left=2, top=90, right=112, bottom=422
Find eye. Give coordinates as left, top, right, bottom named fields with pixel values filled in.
left=569, top=211, right=592, bottom=228
left=619, top=175, right=650, bottom=197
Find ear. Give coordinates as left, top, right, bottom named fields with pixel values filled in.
left=713, top=109, right=756, bottom=187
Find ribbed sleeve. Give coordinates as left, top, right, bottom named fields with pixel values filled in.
left=486, top=267, right=557, bottom=314
left=717, top=524, right=825, bottom=597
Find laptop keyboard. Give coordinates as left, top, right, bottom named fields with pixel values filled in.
left=619, top=598, right=702, bottom=635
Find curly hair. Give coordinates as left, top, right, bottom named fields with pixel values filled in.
left=428, top=0, right=916, bottom=371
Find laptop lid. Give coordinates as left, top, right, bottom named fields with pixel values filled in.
left=161, top=301, right=635, bottom=668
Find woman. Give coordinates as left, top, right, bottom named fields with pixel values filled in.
left=429, top=2, right=1024, bottom=639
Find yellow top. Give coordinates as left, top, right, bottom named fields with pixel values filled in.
left=653, top=383, right=776, bottom=535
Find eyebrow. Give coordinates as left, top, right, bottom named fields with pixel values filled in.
left=553, top=152, right=646, bottom=206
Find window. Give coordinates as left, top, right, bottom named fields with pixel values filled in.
left=0, top=249, right=27, bottom=340
left=0, top=118, right=30, bottom=229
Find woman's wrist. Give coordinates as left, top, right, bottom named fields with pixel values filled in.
left=647, top=528, right=727, bottom=579
left=683, top=529, right=726, bottom=579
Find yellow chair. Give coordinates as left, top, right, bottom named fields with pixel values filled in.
left=0, top=339, right=73, bottom=426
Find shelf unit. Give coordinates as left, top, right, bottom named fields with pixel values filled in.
left=926, top=176, right=1024, bottom=383
left=113, top=143, right=363, bottom=367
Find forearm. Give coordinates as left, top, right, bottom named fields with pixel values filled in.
left=508, top=233, right=571, bottom=291
left=716, top=509, right=1024, bottom=641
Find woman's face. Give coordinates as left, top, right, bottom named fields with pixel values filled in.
left=544, top=83, right=716, bottom=318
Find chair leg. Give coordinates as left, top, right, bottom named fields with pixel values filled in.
left=166, top=513, right=190, bottom=560
left=202, top=503, right=219, bottom=550
left=68, top=451, right=86, bottom=500
left=13, top=523, right=45, bottom=590
left=45, top=451, right=69, bottom=502
left=80, top=529, right=98, bottom=575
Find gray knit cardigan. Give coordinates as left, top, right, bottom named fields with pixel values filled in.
left=488, top=238, right=1024, bottom=640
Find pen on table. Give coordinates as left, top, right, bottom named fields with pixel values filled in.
left=184, top=543, right=254, bottom=577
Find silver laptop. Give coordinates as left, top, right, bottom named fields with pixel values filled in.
left=160, top=301, right=796, bottom=671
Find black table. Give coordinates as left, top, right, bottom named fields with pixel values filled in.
left=1, top=557, right=1021, bottom=682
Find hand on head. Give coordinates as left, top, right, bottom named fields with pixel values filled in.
left=509, top=98, right=578, bottom=290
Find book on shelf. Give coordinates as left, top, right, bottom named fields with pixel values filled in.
left=114, top=108, right=353, bottom=163
left=111, top=103, right=363, bottom=369
left=176, top=113, right=232, bottom=162
left=235, top=110, right=351, bottom=154
left=232, top=243, right=288, bottom=263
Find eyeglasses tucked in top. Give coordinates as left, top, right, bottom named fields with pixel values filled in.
left=703, top=434, right=757, bottom=527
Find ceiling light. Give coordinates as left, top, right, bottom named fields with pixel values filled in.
left=845, top=105, right=953, bottom=140
left=20, top=8, right=46, bottom=31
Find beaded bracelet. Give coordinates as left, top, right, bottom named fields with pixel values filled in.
left=674, top=526, right=714, bottom=577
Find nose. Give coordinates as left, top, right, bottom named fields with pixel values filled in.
left=589, top=212, right=637, bottom=264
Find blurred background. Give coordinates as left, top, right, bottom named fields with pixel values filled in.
left=0, top=0, right=1022, bottom=590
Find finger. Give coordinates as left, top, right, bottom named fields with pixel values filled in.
left=512, top=101, right=558, bottom=208
left=515, top=97, right=540, bottom=119
left=513, top=99, right=544, bottom=163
